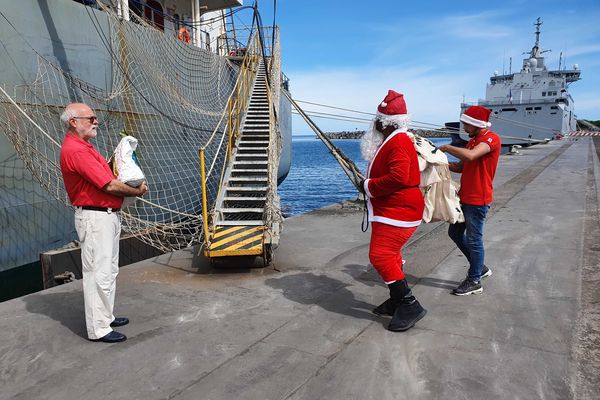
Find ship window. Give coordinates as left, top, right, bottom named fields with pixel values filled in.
left=526, top=107, right=533, bottom=110
left=551, top=106, right=558, bottom=110
left=534, top=107, right=541, bottom=110
left=542, top=92, right=546, bottom=96
left=501, top=108, right=517, bottom=112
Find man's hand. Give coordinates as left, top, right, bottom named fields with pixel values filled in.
left=137, top=181, right=149, bottom=196
left=358, top=179, right=366, bottom=194
left=438, top=144, right=451, bottom=153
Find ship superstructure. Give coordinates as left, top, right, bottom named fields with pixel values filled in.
left=461, top=18, right=581, bottom=142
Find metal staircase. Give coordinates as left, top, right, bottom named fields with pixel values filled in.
left=206, top=60, right=273, bottom=258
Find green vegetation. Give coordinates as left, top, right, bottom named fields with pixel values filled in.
left=577, top=119, right=600, bottom=130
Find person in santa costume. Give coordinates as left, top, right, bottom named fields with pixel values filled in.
left=358, top=90, right=427, bottom=332
left=439, top=106, right=501, bottom=295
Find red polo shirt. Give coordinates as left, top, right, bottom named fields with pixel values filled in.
left=459, top=129, right=501, bottom=206
left=60, top=133, right=123, bottom=208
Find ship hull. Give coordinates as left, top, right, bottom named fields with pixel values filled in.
left=0, top=0, right=292, bottom=277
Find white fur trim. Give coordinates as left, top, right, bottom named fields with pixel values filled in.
left=364, top=179, right=373, bottom=198
left=460, top=113, right=488, bottom=128
left=366, top=198, right=422, bottom=228
left=380, top=101, right=387, bottom=107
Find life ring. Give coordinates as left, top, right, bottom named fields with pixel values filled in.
left=178, top=27, right=191, bottom=44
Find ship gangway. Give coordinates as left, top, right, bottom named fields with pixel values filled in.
left=199, top=42, right=280, bottom=265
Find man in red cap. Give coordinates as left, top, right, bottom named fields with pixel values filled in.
left=439, top=105, right=501, bottom=295
left=358, top=90, right=427, bottom=332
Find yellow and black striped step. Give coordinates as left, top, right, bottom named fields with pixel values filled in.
left=206, top=225, right=265, bottom=257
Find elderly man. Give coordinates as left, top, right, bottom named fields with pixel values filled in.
left=359, top=90, right=426, bottom=332
left=439, top=105, right=501, bottom=296
left=60, top=102, right=148, bottom=343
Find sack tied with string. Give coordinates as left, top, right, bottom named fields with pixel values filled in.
left=407, top=133, right=464, bottom=224
left=110, top=135, right=145, bottom=207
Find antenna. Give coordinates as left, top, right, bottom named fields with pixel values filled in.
left=502, top=49, right=505, bottom=75
left=534, top=17, right=542, bottom=48
left=509, top=57, right=512, bottom=74
left=558, top=51, right=562, bottom=70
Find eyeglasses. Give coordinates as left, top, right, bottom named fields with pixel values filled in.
left=72, top=116, right=98, bottom=123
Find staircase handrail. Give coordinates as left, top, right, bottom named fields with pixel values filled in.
left=198, top=31, right=262, bottom=250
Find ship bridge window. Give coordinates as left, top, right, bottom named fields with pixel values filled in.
left=551, top=106, right=558, bottom=110
left=144, top=0, right=165, bottom=31
left=534, top=107, right=541, bottom=110
left=542, top=91, right=546, bottom=96
left=501, top=108, right=517, bottom=112
left=526, top=107, right=533, bottom=110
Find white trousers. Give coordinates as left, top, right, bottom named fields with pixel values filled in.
left=74, top=208, right=121, bottom=340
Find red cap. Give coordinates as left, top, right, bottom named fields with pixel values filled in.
left=461, top=105, right=492, bottom=128
left=377, top=90, right=407, bottom=115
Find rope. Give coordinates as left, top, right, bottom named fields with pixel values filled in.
left=284, top=90, right=365, bottom=189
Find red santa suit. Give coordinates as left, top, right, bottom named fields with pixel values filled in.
left=362, top=97, right=424, bottom=283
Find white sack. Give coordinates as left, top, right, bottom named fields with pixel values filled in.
left=113, top=135, right=145, bottom=207
left=407, top=132, right=464, bottom=224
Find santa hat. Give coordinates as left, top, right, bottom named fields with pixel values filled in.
left=375, top=90, right=410, bottom=129
left=460, top=106, right=492, bottom=128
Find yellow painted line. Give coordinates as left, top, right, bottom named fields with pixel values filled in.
left=212, top=225, right=246, bottom=240
left=208, top=247, right=263, bottom=257
left=210, top=228, right=258, bottom=248
left=227, top=234, right=263, bottom=251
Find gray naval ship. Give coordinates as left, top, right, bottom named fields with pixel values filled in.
left=461, top=18, right=581, bottom=143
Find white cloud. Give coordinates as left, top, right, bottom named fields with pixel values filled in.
left=287, top=66, right=477, bottom=134
left=437, top=14, right=514, bottom=39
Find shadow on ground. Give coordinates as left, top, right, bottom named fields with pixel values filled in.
left=265, top=272, right=377, bottom=321
left=22, top=290, right=87, bottom=339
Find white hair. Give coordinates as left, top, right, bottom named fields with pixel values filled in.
left=375, top=112, right=411, bottom=132
left=60, top=107, right=77, bottom=128
left=360, top=113, right=412, bottom=161
left=360, top=120, right=383, bottom=161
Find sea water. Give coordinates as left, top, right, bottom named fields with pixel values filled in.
left=278, top=136, right=453, bottom=216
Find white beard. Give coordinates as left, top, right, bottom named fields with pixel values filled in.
left=360, top=120, right=384, bottom=162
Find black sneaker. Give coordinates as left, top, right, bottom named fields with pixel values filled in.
left=452, top=278, right=482, bottom=296
left=481, top=265, right=492, bottom=279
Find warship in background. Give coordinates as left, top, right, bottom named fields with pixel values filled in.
left=458, top=18, right=581, bottom=145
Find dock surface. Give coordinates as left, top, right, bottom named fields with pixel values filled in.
left=1, top=137, right=598, bottom=400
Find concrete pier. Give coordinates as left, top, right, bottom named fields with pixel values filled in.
left=1, top=137, right=598, bottom=399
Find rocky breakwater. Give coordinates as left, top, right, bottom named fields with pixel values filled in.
left=324, top=128, right=451, bottom=140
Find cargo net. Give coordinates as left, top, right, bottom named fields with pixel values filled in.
left=0, top=6, right=281, bottom=253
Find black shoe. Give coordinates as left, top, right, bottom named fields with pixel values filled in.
left=110, top=317, right=129, bottom=327
left=373, top=298, right=396, bottom=316
left=452, top=278, right=483, bottom=296
left=388, top=300, right=427, bottom=332
left=91, top=331, right=127, bottom=343
left=481, top=265, right=492, bottom=279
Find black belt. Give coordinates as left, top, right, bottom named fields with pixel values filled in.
left=80, top=206, right=120, bottom=212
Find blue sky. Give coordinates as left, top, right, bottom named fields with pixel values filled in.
left=251, top=1, right=600, bottom=134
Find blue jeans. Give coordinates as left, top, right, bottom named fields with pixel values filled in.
left=448, top=204, right=490, bottom=282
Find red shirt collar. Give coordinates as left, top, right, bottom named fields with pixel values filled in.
left=67, top=132, right=93, bottom=148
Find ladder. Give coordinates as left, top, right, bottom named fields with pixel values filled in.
left=205, top=60, right=273, bottom=260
